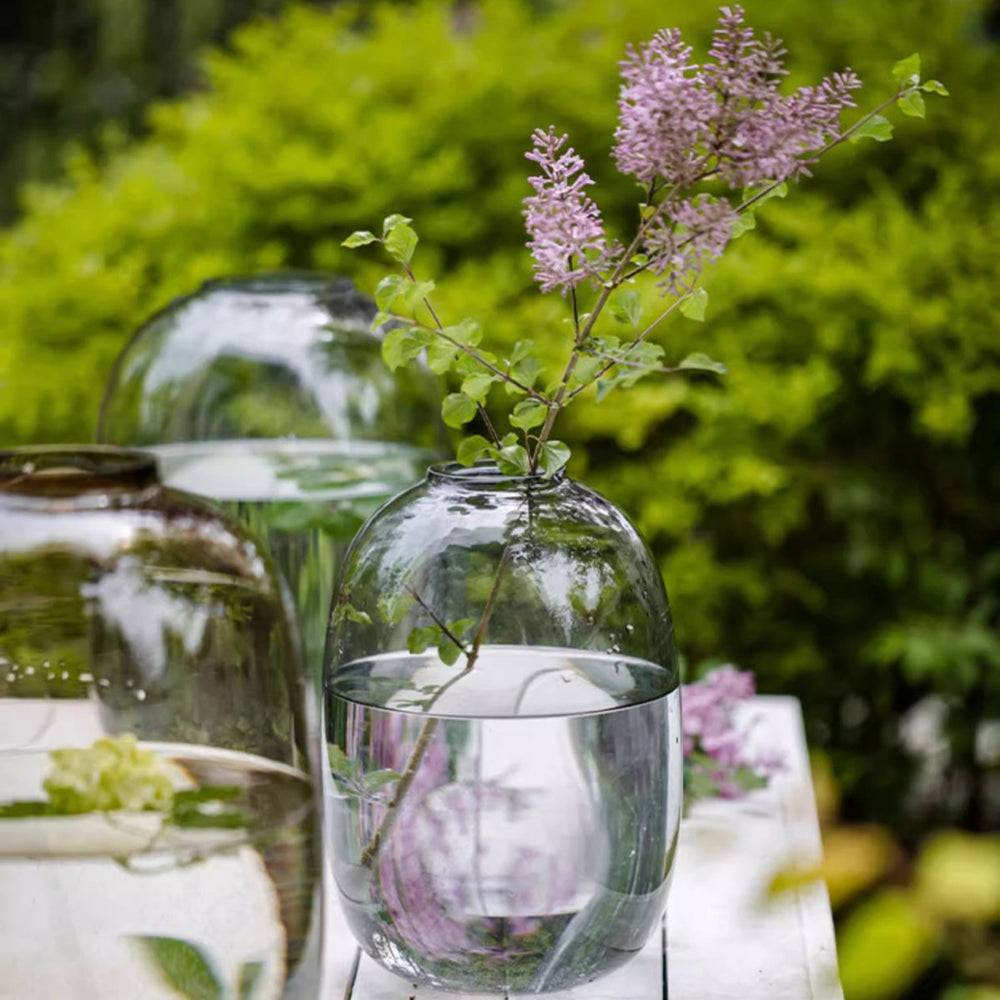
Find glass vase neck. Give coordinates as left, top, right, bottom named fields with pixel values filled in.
left=426, top=460, right=565, bottom=492
left=0, top=446, right=159, bottom=505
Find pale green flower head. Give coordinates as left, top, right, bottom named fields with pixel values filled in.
left=44, top=734, right=175, bottom=814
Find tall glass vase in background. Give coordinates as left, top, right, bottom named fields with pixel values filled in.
left=97, top=274, right=446, bottom=681
left=324, top=463, right=683, bottom=994
left=0, top=447, right=322, bottom=1000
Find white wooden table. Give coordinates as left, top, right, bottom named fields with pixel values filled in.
left=321, top=696, right=843, bottom=1000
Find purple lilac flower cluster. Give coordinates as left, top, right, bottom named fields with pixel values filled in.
left=524, top=4, right=861, bottom=297
left=681, top=665, right=783, bottom=802
left=523, top=127, right=610, bottom=294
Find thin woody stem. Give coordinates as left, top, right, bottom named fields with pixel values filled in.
left=404, top=584, right=467, bottom=651
left=357, top=531, right=520, bottom=869
left=390, top=314, right=550, bottom=402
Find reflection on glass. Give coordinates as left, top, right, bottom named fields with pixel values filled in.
left=97, top=273, right=446, bottom=680
left=0, top=447, right=321, bottom=1000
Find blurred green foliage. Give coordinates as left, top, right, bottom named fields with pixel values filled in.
left=0, top=0, right=334, bottom=222
left=0, top=3, right=998, bottom=991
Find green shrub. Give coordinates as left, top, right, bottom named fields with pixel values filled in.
left=1, top=0, right=998, bottom=853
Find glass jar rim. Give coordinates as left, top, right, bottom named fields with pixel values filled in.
left=427, top=460, right=565, bottom=490
left=200, top=272, right=356, bottom=296
left=0, top=445, right=159, bottom=502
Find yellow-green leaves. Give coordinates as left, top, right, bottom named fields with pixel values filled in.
left=898, top=91, right=926, bottom=119
left=850, top=115, right=894, bottom=143
left=341, top=230, right=378, bottom=248
left=914, top=831, right=1000, bottom=923
left=892, top=53, right=922, bottom=88
left=456, top=434, right=493, bottom=466
left=537, top=440, right=571, bottom=477
left=609, top=287, right=642, bottom=329
left=382, top=214, right=418, bottom=265
left=679, top=352, right=727, bottom=375
left=680, top=287, right=709, bottom=322
left=441, top=392, right=478, bottom=428
left=838, top=890, right=938, bottom=1000
left=381, top=326, right=431, bottom=371
left=510, top=398, right=548, bottom=431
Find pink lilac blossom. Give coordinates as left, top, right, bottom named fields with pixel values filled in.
left=644, top=196, right=738, bottom=296
left=523, top=127, right=609, bottom=294
left=682, top=665, right=783, bottom=800
left=612, top=28, right=717, bottom=187
left=612, top=6, right=861, bottom=191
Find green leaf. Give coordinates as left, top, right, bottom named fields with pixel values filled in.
left=363, top=769, right=403, bottom=792
left=494, top=443, right=530, bottom=476
left=408, top=625, right=442, bottom=655
left=608, top=288, right=642, bottom=328
left=679, top=352, right=727, bottom=375
left=508, top=342, right=544, bottom=390
left=331, top=602, right=372, bottom=626
left=377, top=591, right=413, bottom=625
left=898, top=90, right=926, bottom=118
left=381, top=213, right=412, bottom=236
left=569, top=353, right=605, bottom=388
left=341, top=230, right=378, bottom=249
left=170, top=806, right=247, bottom=830
left=538, top=440, right=571, bottom=478
left=456, top=434, right=493, bottom=466
left=731, top=766, right=769, bottom=792
left=401, top=279, right=435, bottom=312
left=509, top=399, right=547, bottom=431
left=500, top=432, right=518, bottom=448
left=444, top=317, right=483, bottom=347
left=134, top=937, right=223, bottom=1000
left=731, top=211, right=756, bottom=239
left=327, top=744, right=358, bottom=778
left=426, top=336, right=458, bottom=374
left=680, top=288, right=709, bottom=322
left=384, top=222, right=418, bottom=264
left=0, top=800, right=53, bottom=818
left=172, top=786, right=241, bottom=807
left=381, top=326, right=429, bottom=371
left=850, top=114, right=894, bottom=143
left=461, top=373, right=494, bottom=404
left=448, top=618, right=477, bottom=640
left=511, top=339, right=535, bottom=364
left=743, top=182, right=787, bottom=207
left=892, top=53, right=921, bottom=88
left=441, top=393, right=478, bottom=428
left=438, top=636, right=462, bottom=666
left=238, top=962, right=264, bottom=1000
left=920, top=79, right=949, bottom=95
left=373, top=274, right=406, bottom=312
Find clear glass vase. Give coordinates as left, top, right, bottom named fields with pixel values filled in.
left=0, top=447, right=322, bottom=1000
left=96, top=273, right=446, bottom=679
left=324, top=462, right=682, bottom=994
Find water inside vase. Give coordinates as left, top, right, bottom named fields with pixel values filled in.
left=324, top=645, right=682, bottom=994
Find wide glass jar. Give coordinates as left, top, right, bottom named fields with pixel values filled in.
left=0, top=447, right=321, bottom=1000
left=96, top=273, right=446, bottom=679
left=324, top=463, right=682, bottom=994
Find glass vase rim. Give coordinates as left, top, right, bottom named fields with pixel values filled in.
left=426, top=459, right=566, bottom=490
left=0, top=445, right=160, bottom=504
left=199, top=271, right=356, bottom=296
